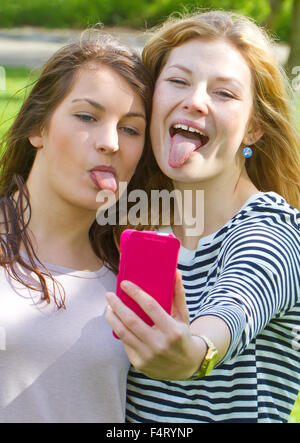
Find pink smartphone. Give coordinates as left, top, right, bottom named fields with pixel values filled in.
left=114, top=229, right=180, bottom=336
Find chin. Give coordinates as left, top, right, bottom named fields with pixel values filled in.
left=65, top=189, right=98, bottom=211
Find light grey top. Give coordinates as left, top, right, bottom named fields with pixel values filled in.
left=0, top=257, right=129, bottom=423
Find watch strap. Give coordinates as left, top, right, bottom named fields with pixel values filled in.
left=189, top=334, right=219, bottom=379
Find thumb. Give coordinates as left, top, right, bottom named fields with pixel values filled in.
left=171, top=270, right=190, bottom=324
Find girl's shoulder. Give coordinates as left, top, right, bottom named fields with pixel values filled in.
left=234, top=191, right=299, bottom=228
left=216, top=192, right=299, bottom=278
left=220, top=191, right=300, bottom=251
left=247, top=191, right=298, bottom=210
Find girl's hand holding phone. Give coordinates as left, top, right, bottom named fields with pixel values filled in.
left=105, top=270, right=206, bottom=381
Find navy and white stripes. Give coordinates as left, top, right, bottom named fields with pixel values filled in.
left=126, top=192, right=300, bottom=423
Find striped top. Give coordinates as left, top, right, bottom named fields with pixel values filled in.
left=126, top=192, right=300, bottom=423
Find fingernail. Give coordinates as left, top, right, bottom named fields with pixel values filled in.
left=121, top=280, right=132, bottom=291
left=105, top=292, right=114, bottom=302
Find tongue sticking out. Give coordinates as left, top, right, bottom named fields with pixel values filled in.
left=168, top=133, right=201, bottom=168
left=92, top=170, right=117, bottom=192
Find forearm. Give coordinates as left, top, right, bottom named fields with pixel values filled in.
left=190, top=314, right=231, bottom=365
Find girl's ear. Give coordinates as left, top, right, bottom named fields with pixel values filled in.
left=243, top=121, right=264, bottom=146
left=28, top=134, right=43, bottom=149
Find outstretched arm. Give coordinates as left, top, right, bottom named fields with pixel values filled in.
left=105, top=270, right=231, bottom=380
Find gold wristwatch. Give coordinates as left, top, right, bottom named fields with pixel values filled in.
left=189, top=335, right=219, bottom=379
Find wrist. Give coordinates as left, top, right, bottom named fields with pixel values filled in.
left=188, top=334, right=219, bottom=379
left=185, top=335, right=208, bottom=379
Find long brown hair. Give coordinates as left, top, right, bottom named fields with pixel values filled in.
left=142, top=10, right=300, bottom=209
left=0, top=30, right=153, bottom=308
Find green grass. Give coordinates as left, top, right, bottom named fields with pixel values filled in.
left=289, top=393, right=300, bottom=423
left=0, top=65, right=38, bottom=140
left=0, top=65, right=300, bottom=423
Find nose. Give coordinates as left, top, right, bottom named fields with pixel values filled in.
left=182, top=86, right=209, bottom=115
left=95, top=124, right=119, bottom=154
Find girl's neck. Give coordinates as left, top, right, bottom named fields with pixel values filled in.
left=14, top=183, right=102, bottom=272
left=171, top=167, right=259, bottom=250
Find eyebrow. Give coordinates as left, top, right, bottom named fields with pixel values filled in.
left=214, top=76, right=244, bottom=90
left=166, top=64, right=192, bottom=75
left=71, top=98, right=146, bottom=120
left=167, top=65, right=244, bottom=89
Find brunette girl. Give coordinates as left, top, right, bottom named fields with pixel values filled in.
left=0, top=31, right=153, bottom=423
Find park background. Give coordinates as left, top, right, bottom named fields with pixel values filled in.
left=0, top=0, right=299, bottom=423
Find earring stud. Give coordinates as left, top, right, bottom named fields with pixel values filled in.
left=243, top=146, right=253, bottom=158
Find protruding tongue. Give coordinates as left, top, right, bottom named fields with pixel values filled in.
left=168, top=133, right=201, bottom=168
left=93, top=171, right=117, bottom=192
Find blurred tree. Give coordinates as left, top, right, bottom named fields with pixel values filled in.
left=263, top=0, right=299, bottom=76
left=263, top=0, right=284, bottom=31
left=287, top=0, right=300, bottom=76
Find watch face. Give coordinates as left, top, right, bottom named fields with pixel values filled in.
left=206, top=350, right=219, bottom=375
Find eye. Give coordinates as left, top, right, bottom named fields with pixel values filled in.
left=167, top=78, right=188, bottom=86
left=215, top=90, right=235, bottom=99
left=119, top=126, right=140, bottom=136
left=74, top=113, right=96, bottom=122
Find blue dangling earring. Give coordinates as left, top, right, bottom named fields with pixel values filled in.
left=243, top=146, right=253, bottom=158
